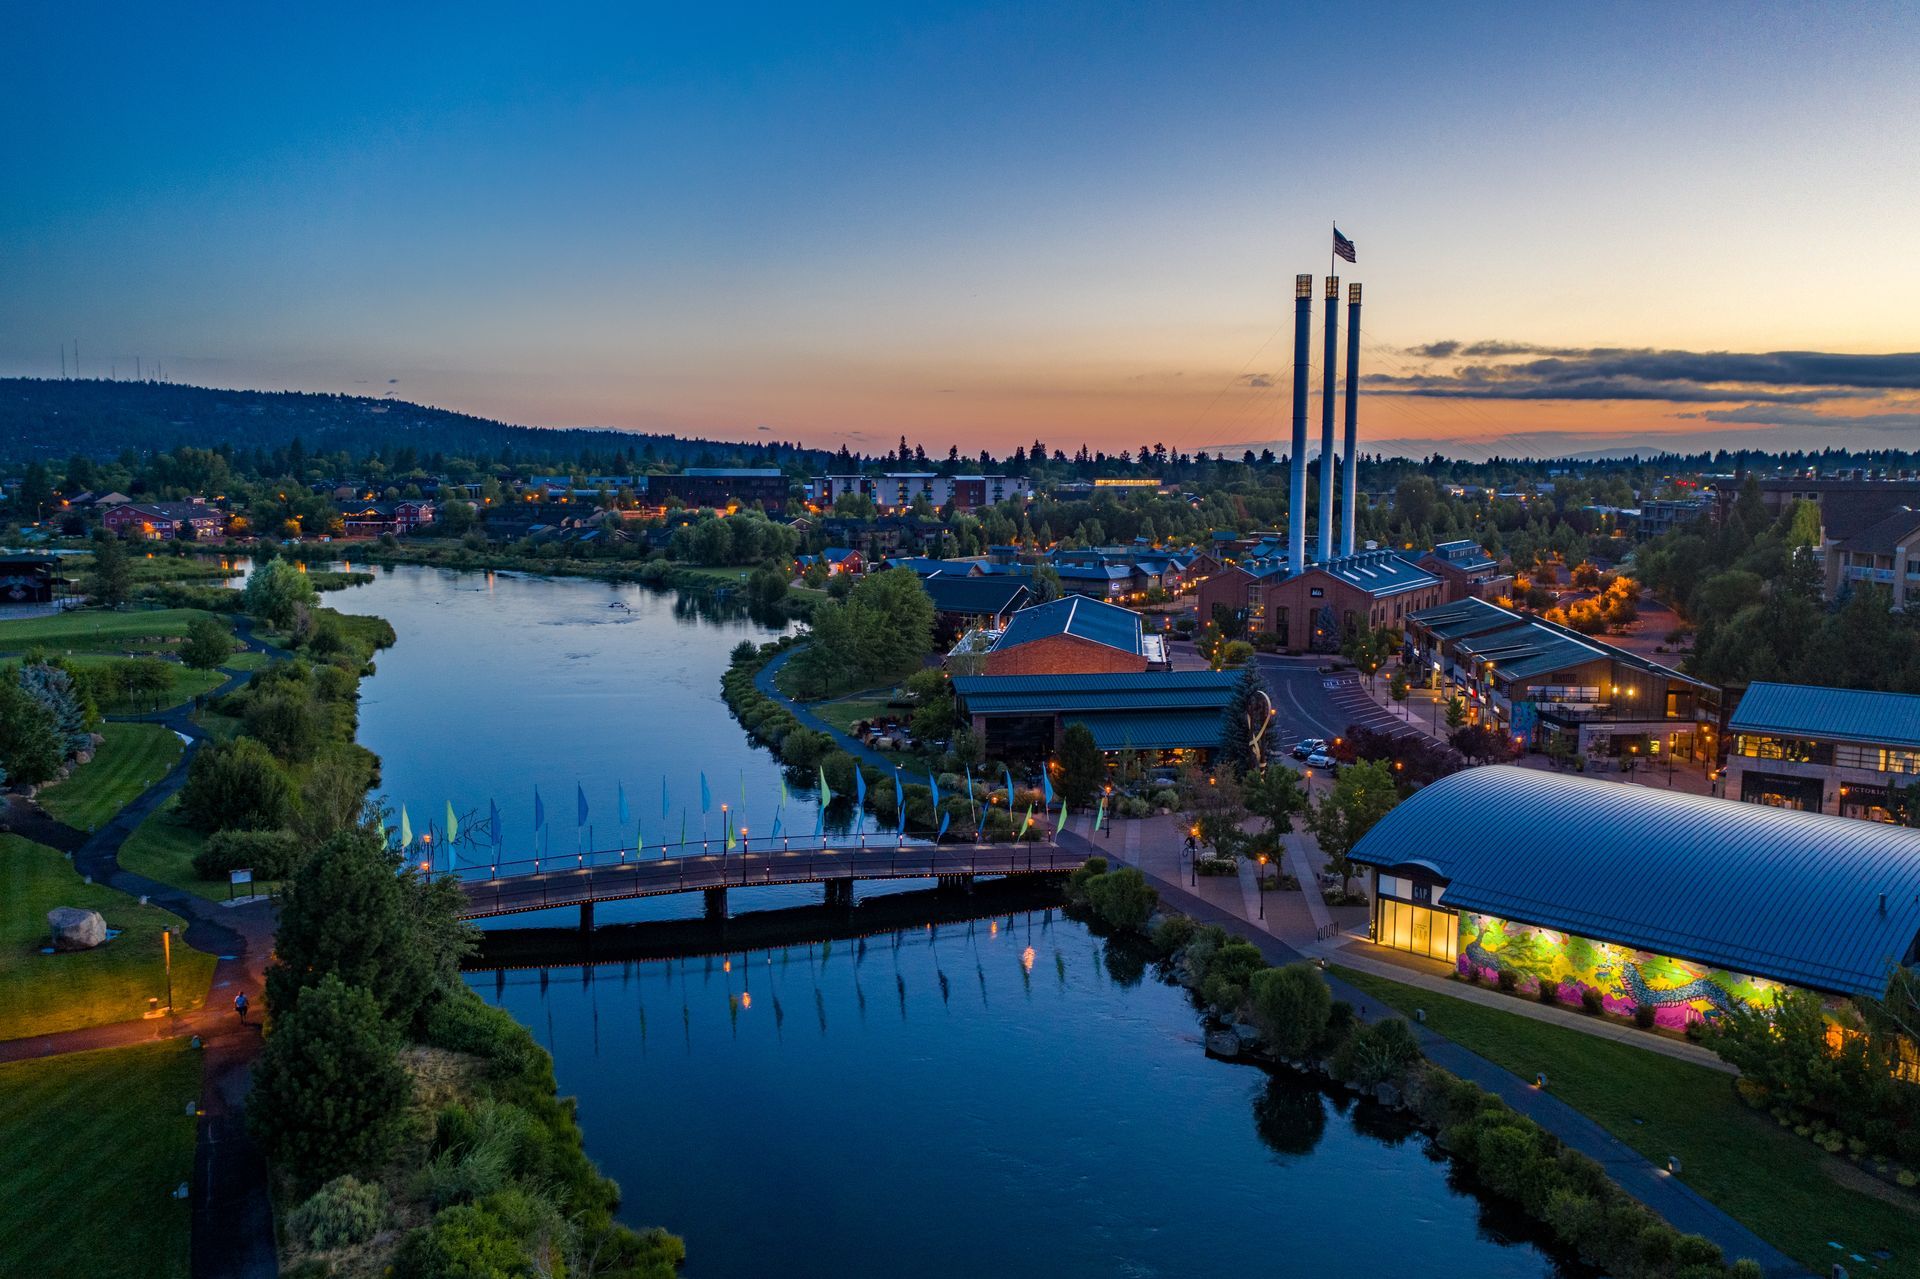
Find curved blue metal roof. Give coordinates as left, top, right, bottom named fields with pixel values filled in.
left=1351, top=765, right=1920, bottom=996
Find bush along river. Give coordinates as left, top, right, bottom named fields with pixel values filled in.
left=340, top=563, right=1581, bottom=1276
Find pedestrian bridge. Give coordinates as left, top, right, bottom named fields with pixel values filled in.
left=447, top=837, right=1084, bottom=923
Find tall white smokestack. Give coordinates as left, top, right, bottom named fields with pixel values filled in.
left=1340, top=282, right=1362, bottom=557
left=1288, top=274, right=1312, bottom=575
left=1318, top=276, right=1339, bottom=563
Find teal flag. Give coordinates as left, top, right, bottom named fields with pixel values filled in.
left=398, top=804, right=412, bottom=848
left=854, top=766, right=866, bottom=807
left=818, top=764, right=833, bottom=808
left=445, top=800, right=458, bottom=844
left=927, top=771, right=940, bottom=807
left=894, top=771, right=905, bottom=835
left=700, top=772, right=711, bottom=814
left=1041, top=768, right=1054, bottom=807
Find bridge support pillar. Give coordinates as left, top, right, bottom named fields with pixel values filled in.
left=579, top=901, right=595, bottom=933
left=703, top=887, right=728, bottom=922
left=823, top=879, right=854, bottom=911
left=935, top=874, right=973, bottom=895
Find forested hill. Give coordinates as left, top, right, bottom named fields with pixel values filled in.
left=0, top=378, right=828, bottom=469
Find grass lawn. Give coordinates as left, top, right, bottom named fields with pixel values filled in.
left=222, top=649, right=270, bottom=672
left=37, top=723, right=184, bottom=832
left=0, top=1040, right=200, bottom=1279
left=670, top=563, right=755, bottom=586
left=812, top=694, right=895, bottom=735
left=0, top=835, right=216, bottom=1040
left=1335, top=966, right=1920, bottom=1272
left=117, top=798, right=225, bottom=899
left=0, top=607, right=213, bottom=656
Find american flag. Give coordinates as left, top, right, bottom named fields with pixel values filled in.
left=1333, top=226, right=1356, bottom=263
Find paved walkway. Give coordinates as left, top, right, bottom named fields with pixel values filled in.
left=0, top=613, right=285, bottom=1279
left=754, top=648, right=908, bottom=773
left=1060, top=816, right=1803, bottom=1277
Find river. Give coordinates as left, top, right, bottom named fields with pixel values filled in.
left=335, top=562, right=1576, bottom=1277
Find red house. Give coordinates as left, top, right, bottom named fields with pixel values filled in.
left=101, top=501, right=223, bottom=541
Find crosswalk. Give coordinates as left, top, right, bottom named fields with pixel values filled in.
left=1320, top=675, right=1429, bottom=743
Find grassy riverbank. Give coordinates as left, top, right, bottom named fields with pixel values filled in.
left=1337, top=965, right=1920, bottom=1272
left=0, top=1040, right=201, bottom=1279
left=38, top=722, right=184, bottom=832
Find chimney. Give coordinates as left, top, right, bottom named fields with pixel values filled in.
left=1319, top=276, right=1339, bottom=564
left=1340, top=282, right=1362, bottom=557
left=1289, top=274, right=1312, bottom=575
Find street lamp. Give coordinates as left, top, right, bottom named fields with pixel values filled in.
left=1256, top=854, right=1268, bottom=919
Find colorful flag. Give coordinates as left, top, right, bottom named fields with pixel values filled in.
left=1020, top=805, right=1034, bottom=836
left=1003, top=765, right=1015, bottom=807
left=1333, top=225, right=1357, bottom=263
left=398, top=804, right=412, bottom=848
left=937, top=810, right=950, bottom=841
left=725, top=812, right=736, bottom=852
left=895, top=771, right=905, bottom=835
left=617, top=783, right=631, bottom=828
left=576, top=783, right=589, bottom=827
left=1095, top=796, right=1106, bottom=832
left=700, top=772, right=711, bottom=814
left=854, top=765, right=866, bottom=809
left=445, top=800, right=459, bottom=844
left=964, top=767, right=974, bottom=805
left=817, top=764, right=833, bottom=808
left=927, top=771, right=940, bottom=807
left=533, top=787, right=546, bottom=831
left=779, top=773, right=788, bottom=810
left=1041, top=768, right=1054, bottom=808
left=679, top=809, right=687, bottom=849
left=771, top=813, right=782, bottom=840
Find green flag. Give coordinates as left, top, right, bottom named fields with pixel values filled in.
left=818, top=764, right=833, bottom=808
left=1020, top=804, right=1034, bottom=837
left=725, top=811, right=736, bottom=852
left=398, top=804, right=412, bottom=848
left=1095, top=796, right=1106, bottom=831
left=445, top=800, right=459, bottom=845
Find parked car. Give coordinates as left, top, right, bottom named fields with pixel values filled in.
left=1290, top=738, right=1328, bottom=760
left=1305, top=751, right=1338, bottom=771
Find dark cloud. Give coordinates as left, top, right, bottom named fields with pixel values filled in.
left=1685, top=404, right=1920, bottom=431
left=1240, top=373, right=1273, bottom=389
left=1375, top=343, right=1920, bottom=404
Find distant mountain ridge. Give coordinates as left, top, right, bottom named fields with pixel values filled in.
left=0, top=378, right=828, bottom=468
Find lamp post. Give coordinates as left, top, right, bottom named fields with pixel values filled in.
left=163, top=926, right=174, bottom=1016
left=1103, top=785, right=1113, bottom=841
left=1256, top=854, right=1268, bottom=919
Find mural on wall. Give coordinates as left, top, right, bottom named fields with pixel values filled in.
left=1457, top=912, right=1784, bottom=1029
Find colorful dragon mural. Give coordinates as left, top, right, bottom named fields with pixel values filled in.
left=1458, top=913, right=1772, bottom=1028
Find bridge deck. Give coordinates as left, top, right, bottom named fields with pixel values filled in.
left=455, top=841, right=1082, bottom=919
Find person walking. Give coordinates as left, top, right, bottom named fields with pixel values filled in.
left=234, top=991, right=249, bottom=1022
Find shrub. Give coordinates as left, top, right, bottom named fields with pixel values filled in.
left=1536, top=978, right=1559, bottom=1004
left=1633, top=1003, right=1657, bottom=1029
left=1195, top=938, right=1267, bottom=1014
left=1084, top=868, right=1156, bottom=933
left=193, top=828, right=306, bottom=880
left=249, top=975, right=408, bottom=1192
left=1331, top=1017, right=1423, bottom=1086
left=1580, top=987, right=1604, bottom=1015
left=1151, top=914, right=1197, bottom=956
left=1496, top=969, right=1518, bottom=993
left=730, top=640, right=759, bottom=664
left=179, top=736, right=295, bottom=831
left=286, top=1174, right=385, bottom=1250
left=1248, top=963, right=1332, bottom=1058
left=393, top=1202, right=532, bottom=1279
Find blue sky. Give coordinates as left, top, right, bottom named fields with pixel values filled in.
left=5, top=2, right=1918, bottom=457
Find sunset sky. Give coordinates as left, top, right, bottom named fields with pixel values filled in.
left=5, top=3, right=1918, bottom=459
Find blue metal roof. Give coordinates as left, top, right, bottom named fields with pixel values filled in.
left=921, top=575, right=1031, bottom=617
left=1311, top=550, right=1440, bottom=597
left=1351, top=766, right=1920, bottom=996
left=954, top=669, right=1239, bottom=716
left=990, top=595, right=1142, bottom=656
left=1066, top=710, right=1229, bottom=751
left=1729, top=681, right=1920, bottom=753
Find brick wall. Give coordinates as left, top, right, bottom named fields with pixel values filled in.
left=983, top=633, right=1147, bottom=676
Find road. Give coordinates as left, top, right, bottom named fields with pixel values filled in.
left=1254, top=654, right=1429, bottom=749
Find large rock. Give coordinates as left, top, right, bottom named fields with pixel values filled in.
left=48, top=907, right=107, bottom=951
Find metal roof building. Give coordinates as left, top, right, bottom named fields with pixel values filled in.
left=1351, top=765, right=1920, bottom=996
left=1729, top=681, right=1920, bottom=753
left=953, top=669, right=1239, bottom=759
left=989, top=595, right=1143, bottom=659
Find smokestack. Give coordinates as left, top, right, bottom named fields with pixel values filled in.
left=1341, top=282, right=1362, bottom=557
left=1319, top=276, right=1339, bottom=564
left=1289, top=273, right=1312, bottom=575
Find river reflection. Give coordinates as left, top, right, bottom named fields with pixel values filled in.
left=470, top=908, right=1578, bottom=1279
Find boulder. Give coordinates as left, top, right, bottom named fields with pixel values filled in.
left=1372, top=1082, right=1402, bottom=1109
left=48, top=907, right=107, bottom=951
left=1232, top=1021, right=1264, bottom=1051
left=1204, top=1028, right=1241, bottom=1058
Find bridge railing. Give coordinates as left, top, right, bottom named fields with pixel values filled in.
left=425, top=830, right=1062, bottom=884
left=452, top=841, right=1088, bottom=919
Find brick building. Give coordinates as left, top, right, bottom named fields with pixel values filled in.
left=971, top=595, right=1165, bottom=676
left=1194, top=550, right=1443, bottom=652
left=1414, top=539, right=1512, bottom=604
left=101, top=500, right=224, bottom=541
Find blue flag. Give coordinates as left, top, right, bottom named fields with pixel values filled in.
left=895, top=772, right=905, bottom=835
left=771, top=813, right=782, bottom=840
left=576, top=783, right=589, bottom=827
left=927, top=771, right=940, bottom=807
left=937, top=810, right=950, bottom=841
left=854, top=766, right=866, bottom=808
left=1041, top=768, right=1054, bottom=807
left=964, top=767, right=974, bottom=805
left=533, top=787, right=546, bottom=831
left=617, top=783, right=630, bottom=827
left=700, top=772, right=711, bottom=814
left=1003, top=766, right=1015, bottom=808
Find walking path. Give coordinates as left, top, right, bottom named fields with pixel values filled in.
left=1, top=613, right=286, bottom=1279
left=1062, top=816, right=1803, bottom=1277
left=754, top=647, right=929, bottom=774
